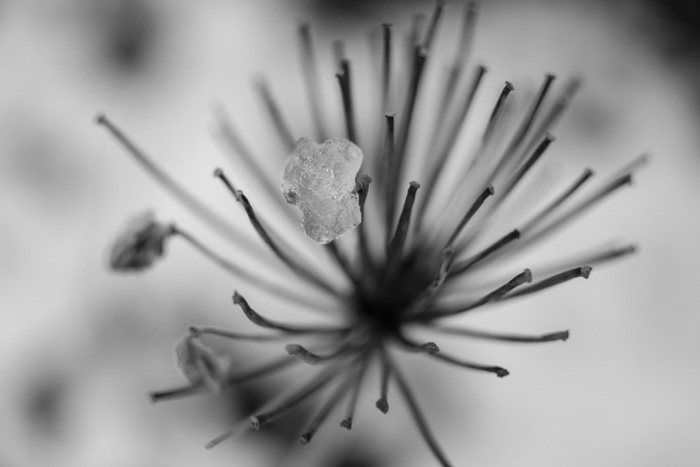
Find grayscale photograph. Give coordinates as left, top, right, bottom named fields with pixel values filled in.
left=0, top=0, right=698, bottom=466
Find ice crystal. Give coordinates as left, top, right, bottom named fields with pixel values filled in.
left=281, top=137, right=363, bottom=244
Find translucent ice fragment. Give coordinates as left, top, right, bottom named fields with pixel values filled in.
left=281, top=137, right=363, bottom=244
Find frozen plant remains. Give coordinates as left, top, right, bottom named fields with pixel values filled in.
left=99, top=1, right=644, bottom=465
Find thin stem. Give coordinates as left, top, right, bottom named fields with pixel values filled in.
left=149, top=356, right=296, bottom=402
left=285, top=342, right=353, bottom=365
left=422, top=0, right=446, bottom=50
left=543, top=243, right=636, bottom=273
left=434, top=1, right=478, bottom=126
left=213, top=107, right=307, bottom=238
left=519, top=76, right=581, bottom=165
left=503, top=74, right=556, bottom=162
left=408, top=14, right=427, bottom=51
left=254, top=77, right=296, bottom=152
left=205, top=417, right=252, bottom=450
left=520, top=171, right=636, bottom=252
left=299, top=379, right=351, bottom=444
left=172, top=226, right=331, bottom=310
left=336, top=59, right=357, bottom=144
left=388, top=182, right=420, bottom=264
left=381, top=23, right=393, bottom=114
left=430, top=325, right=569, bottom=343
left=390, top=354, right=454, bottom=467
left=213, top=165, right=317, bottom=261
left=96, top=114, right=263, bottom=256
left=376, top=346, right=391, bottom=414
left=504, top=266, right=591, bottom=300
left=418, top=65, right=487, bottom=220
left=483, top=81, right=515, bottom=144
left=233, top=292, right=345, bottom=334
left=393, top=46, right=427, bottom=208
left=520, top=168, right=595, bottom=235
left=396, top=334, right=440, bottom=355
left=356, top=175, right=376, bottom=272
left=190, top=325, right=292, bottom=342
left=420, top=269, right=531, bottom=320
left=383, top=113, right=397, bottom=246
left=414, top=246, right=455, bottom=306
left=496, top=133, right=555, bottom=206
left=325, top=241, right=360, bottom=289
left=341, top=357, right=370, bottom=429
left=250, top=365, right=340, bottom=430
left=215, top=169, right=339, bottom=294
left=429, top=351, right=510, bottom=378
left=464, top=243, right=634, bottom=296
left=608, top=153, right=649, bottom=180
left=479, top=74, right=557, bottom=189
left=298, top=23, right=327, bottom=141
left=451, top=229, right=521, bottom=275
left=333, top=40, right=346, bottom=69
left=444, top=185, right=494, bottom=248
left=455, top=3, right=478, bottom=69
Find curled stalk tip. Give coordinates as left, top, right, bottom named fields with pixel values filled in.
left=376, top=398, right=389, bottom=414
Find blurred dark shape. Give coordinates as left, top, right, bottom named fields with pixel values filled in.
left=325, top=449, right=382, bottom=467
left=88, top=0, right=157, bottom=74
left=297, top=0, right=420, bottom=22
left=25, top=372, right=68, bottom=440
left=645, top=0, right=700, bottom=59
left=223, top=380, right=384, bottom=466
left=223, top=380, right=307, bottom=443
left=636, top=0, right=700, bottom=109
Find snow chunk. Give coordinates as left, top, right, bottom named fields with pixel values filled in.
left=281, top=137, right=363, bottom=244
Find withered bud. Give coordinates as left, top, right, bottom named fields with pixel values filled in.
left=109, top=211, right=174, bottom=271
left=174, top=330, right=231, bottom=395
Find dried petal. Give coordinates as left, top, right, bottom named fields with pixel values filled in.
left=174, top=332, right=230, bottom=394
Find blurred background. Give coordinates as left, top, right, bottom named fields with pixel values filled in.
left=1, top=0, right=699, bottom=466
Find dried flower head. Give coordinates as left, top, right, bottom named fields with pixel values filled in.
left=99, top=1, right=643, bottom=465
